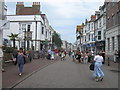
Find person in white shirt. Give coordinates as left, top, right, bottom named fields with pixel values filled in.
left=93, top=52, right=104, bottom=82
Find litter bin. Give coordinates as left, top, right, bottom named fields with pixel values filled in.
left=33, top=51, right=40, bottom=59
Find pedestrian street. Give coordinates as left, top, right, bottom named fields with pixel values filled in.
left=14, top=56, right=119, bottom=88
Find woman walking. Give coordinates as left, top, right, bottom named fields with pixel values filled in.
left=77, top=52, right=81, bottom=63
left=93, top=52, right=104, bottom=82
left=51, top=50, right=55, bottom=60
left=72, top=50, right=75, bottom=62
left=14, top=48, right=27, bottom=76
left=61, top=51, right=65, bottom=61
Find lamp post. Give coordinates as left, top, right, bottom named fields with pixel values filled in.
left=34, top=15, right=37, bottom=51
left=24, top=27, right=26, bottom=51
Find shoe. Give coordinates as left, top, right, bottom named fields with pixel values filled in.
left=19, top=73, right=22, bottom=76
left=100, top=77, right=103, bottom=81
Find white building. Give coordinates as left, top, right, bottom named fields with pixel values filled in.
left=3, top=2, right=54, bottom=51
left=77, top=17, right=96, bottom=52
left=49, top=25, right=55, bottom=49
left=62, top=40, right=67, bottom=50
left=3, top=14, right=53, bottom=50
left=0, top=1, right=9, bottom=47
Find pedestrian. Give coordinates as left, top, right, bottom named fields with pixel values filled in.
left=55, top=49, right=59, bottom=56
left=47, top=49, right=51, bottom=60
left=91, top=50, right=94, bottom=61
left=101, top=50, right=105, bottom=64
left=72, top=50, right=75, bottom=61
left=41, top=48, right=45, bottom=59
left=61, top=51, right=65, bottom=61
left=51, top=50, right=55, bottom=60
left=64, top=50, right=67, bottom=56
left=0, top=46, right=5, bottom=72
left=77, top=52, right=81, bottom=63
left=14, top=48, right=27, bottom=76
left=84, top=52, right=88, bottom=64
left=80, top=51, right=84, bottom=63
left=25, top=50, right=30, bottom=62
left=114, top=50, right=118, bottom=63
left=68, top=50, right=72, bottom=57
left=88, top=52, right=91, bottom=63
left=93, top=52, right=104, bottom=82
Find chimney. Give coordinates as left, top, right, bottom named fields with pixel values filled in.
left=95, top=11, right=100, bottom=19
left=17, top=2, right=24, bottom=5
left=91, top=15, right=96, bottom=21
left=16, top=2, right=24, bottom=15
left=32, top=2, right=40, bottom=12
left=82, top=23, right=84, bottom=28
left=85, top=19, right=88, bottom=24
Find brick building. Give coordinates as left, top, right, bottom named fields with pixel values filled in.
left=105, top=2, right=120, bottom=60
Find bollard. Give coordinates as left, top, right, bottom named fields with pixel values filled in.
left=108, top=57, right=110, bottom=66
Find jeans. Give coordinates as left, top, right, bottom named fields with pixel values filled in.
left=18, top=64, right=23, bottom=73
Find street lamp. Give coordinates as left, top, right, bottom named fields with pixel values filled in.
left=34, top=15, right=37, bottom=51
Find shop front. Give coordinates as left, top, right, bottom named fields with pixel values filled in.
left=95, top=41, right=105, bottom=53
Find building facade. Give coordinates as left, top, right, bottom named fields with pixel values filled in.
left=76, top=25, right=82, bottom=51
left=3, top=2, right=54, bottom=51
left=95, top=4, right=106, bottom=53
left=76, top=16, right=96, bottom=52
left=0, top=0, right=9, bottom=47
left=105, top=2, right=120, bottom=60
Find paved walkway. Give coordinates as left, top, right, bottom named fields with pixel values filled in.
left=2, top=56, right=60, bottom=88
left=13, top=56, right=119, bottom=88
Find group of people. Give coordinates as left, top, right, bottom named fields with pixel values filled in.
left=71, top=50, right=98, bottom=64
left=46, top=49, right=55, bottom=60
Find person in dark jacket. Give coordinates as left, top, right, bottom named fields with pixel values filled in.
left=14, top=48, right=27, bottom=76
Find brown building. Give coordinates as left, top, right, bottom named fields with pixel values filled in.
left=105, top=1, right=120, bottom=61
left=16, top=2, right=41, bottom=15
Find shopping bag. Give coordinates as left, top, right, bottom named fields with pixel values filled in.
left=89, top=62, right=94, bottom=71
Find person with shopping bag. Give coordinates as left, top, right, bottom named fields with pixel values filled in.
left=93, top=52, right=104, bottom=82
left=14, top=48, right=27, bottom=76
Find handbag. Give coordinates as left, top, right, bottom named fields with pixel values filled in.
left=13, top=58, right=17, bottom=65
left=89, top=62, right=94, bottom=71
